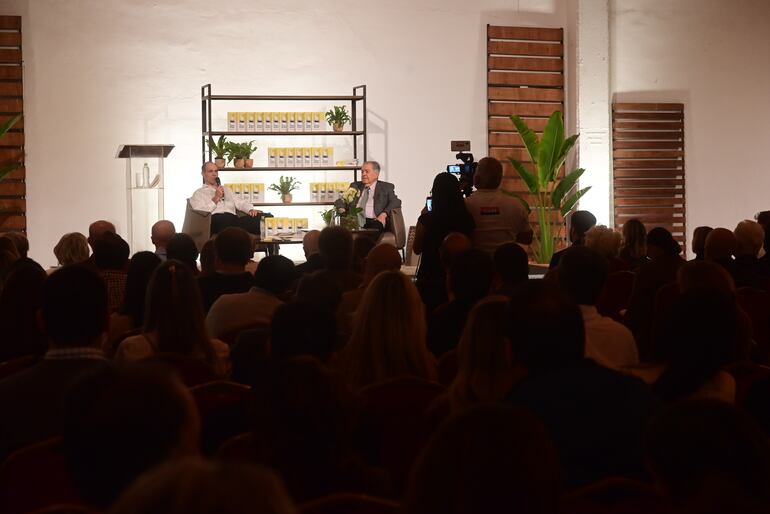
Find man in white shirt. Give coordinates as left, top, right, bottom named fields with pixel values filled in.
left=189, top=161, right=262, bottom=235
left=465, top=157, right=532, bottom=254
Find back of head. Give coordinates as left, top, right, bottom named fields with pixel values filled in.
left=54, top=232, right=89, bottom=266
left=569, top=210, right=597, bottom=243
left=405, top=404, right=562, bottom=514
left=352, top=236, right=376, bottom=274
left=214, top=227, right=252, bottom=267
left=439, top=232, right=472, bottom=269
left=151, top=220, right=176, bottom=248
left=448, top=249, right=493, bottom=302
left=622, top=219, right=647, bottom=256
left=647, top=227, right=682, bottom=258
left=363, top=243, right=402, bottom=283
left=110, top=458, right=296, bottom=514
left=692, top=226, right=714, bottom=257
left=705, top=228, right=738, bottom=261
left=493, top=242, right=529, bottom=286
left=431, top=172, right=466, bottom=215
left=318, top=226, right=353, bottom=270
left=645, top=399, right=770, bottom=508
left=677, top=260, right=735, bottom=297
left=254, top=255, right=295, bottom=295
left=2, top=231, right=28, bottom=258
left=558, top=246, right=609, bottom=306
left=295, top=272, right=342, bottom=311
left=506, top=280, right=585, bottom=373
left=302, top=229, right=321, bottom=257
left=166, top=233, right=199, bottom=272
left=0, top=260, right=47, bottom=357
left=63, top=364, right=199, bottom=509
left=88, top=220, right=116, bottom=247
left=270, top=302, right=336, bottom=362
left=584, top=225, right=622, bottom=259
left=199, top=239, right=216, bottom=275
left=93, top=232, right=130, bottom=270
left=121, top=251, right=161, bottom=325
left=43, top=265, right=108, bottom=348
left=734, top=220, right=764, bottom=257
left=474, top=157, right=503, bottom=189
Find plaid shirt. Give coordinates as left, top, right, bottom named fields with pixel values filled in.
left=44, top=347, right=106, bottom=361
left=101, top=270, right=127, bottom=313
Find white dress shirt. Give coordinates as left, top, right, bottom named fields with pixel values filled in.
left=357, top=180, right=377, bottom=219
left=190, top=184, right=253, bottom=215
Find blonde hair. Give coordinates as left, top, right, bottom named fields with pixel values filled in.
left=448, top=296, right=511, bottom=412
left=54, top=232, right=90, bottom=266
left=584, top=225, right=622, bottom=259
left=341, top=271, right=435, bottom=389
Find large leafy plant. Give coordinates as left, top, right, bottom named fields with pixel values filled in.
left=206, top=135, right=228, bottom=160
left=0, top=114, right=23, bottom=181
left=505, top=111, right=590, bottom=263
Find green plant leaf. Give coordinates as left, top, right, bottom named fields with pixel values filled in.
left=500, top=189, right=532, bottom=214
left=537, top=111, right=564, bottom=187
left=0, top=163, right=21, bottom=181
left=508, top=158, right=539, bottom=193
left=559, top=186, right=591, bottom=217
left=551, top=133, right=579, bottom=181
left=551, top=167, right=585, bottom=209
left=510, top=115, right=540, bottom=164
left=0, top=113, right=22, bottom=139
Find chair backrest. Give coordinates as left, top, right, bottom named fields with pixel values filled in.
left=560, top=476, right=674, bottom=514
left=0, top=354, right=37, bottom=382
left=596, top=271, right=636, bottom=322
left=182, top=199, right=212, bottom=253
left=404, top=226, right=419, bottom=266
left=736, top=287, right=770, bottom=363
left=190, top=380, right=253, bottom=456
left=385, top=208, right=406, bottom=250
left=0, top=437, right=83, bottom=514
left=299, top=493, right=400, bottom=514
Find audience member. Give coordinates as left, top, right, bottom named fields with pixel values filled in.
left=619, top=218, right=648, bottom=269
left=0, top=265, right=110, bottom=460
left=427, top=249, right=493, bottom=357
left=756, top=210, right=770, bottom=272
left=206, top=255, right=294, bottom=340
left=109, top=458, right=297, bottom=514
left=339, top=271, right=436, bottom=389
left=506, top=281, right=659, bottom=487
left=294, top=271, right=343, bottom=312
left=166, top=232, right=200, bottom=275
left=351, top=235, right=376, bottom=274
left=549, top=209, right=596, bottom=268
left=270, top=302, right=337, bottom=363
left=303, top=226, right=361, bottom=293
left=732, top=220, right=768, bottom=287
left=92, top=231, right=130, bottom=313
left=50, top=232, right=89, bottom=273
left=63, top=364, right=200, bottom=510
left=199, top=238, right=216, bottom=276
left=414, top=173, right=475, bottom=312
left=491, top=242, right=529, bottom=295
left=645, top=400, right=770, bottom=514
left=704, top=227, right=737, bottom=262
left=150, top=220, right=176, bottom=261
left=294, top=229, right=322, bottom=277
left=558, top=246, right=639, bottom=370
left=464, top=156, right=532, bottom=254
left=2, top=230, right=29, bottom=259
left=584, top=224, right=629, bottom=272
left=691, top=225, right=713, bottom=260
left=88, top=219, right=116, bottom=249
left=116, top=260, right=228, bottom=376
left=0, top=260, right=48, bottom=362
left=197, top=227, right=255, bottom=311
left=405, top=404, right=562, bottom=514
left=0, top=237, right=19, bottom=289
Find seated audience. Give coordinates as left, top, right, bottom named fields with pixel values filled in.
left=584, top=224, right=629, bottom=272
left=549, top=209, right=596, bottom=268
left=206, top=255, right=294, bottom=340
left=150, top=220, right=176, bottom=261
left=83, top=219, right=116, bottom=270
left=302, top=226, right=361, bottom=294
left=405, top=404, right=562, bottom=514
left=92, top=231, right=130, bottom=313
left=645, top=400, right=770, bottom=514
left=294, top=229, right=322, bottom=277
left=197, top=227, right=255, bottom=311
left=732, top=220, right=767, bottom=287
left=691, top=225, right=713, bottom=261
left=338, top=270, right=437, bottom=389
left=491, top=242, right=529, bottom=295
left=270, top=302, right=337, bottom=363
left=619, top=218, right=648, bottom=269
left=558, top=246, right=639, bottom=370
left=506, top=281, right=659, bottom=487
left=464, top=156, right=532, bottom=254
left=109, top=458, right=297, bottom=514
left=414, top=173, right=475, bottom=312
left=427, top=249, right=493, bottom=358
left=0, top=237, right=20, bottom=289
left=166, top=232, right=200, bottom=275
left=116, top=260, right=229, bottom=376
left=199, top=238, right=216, bottom=276
left=0, top=265, right=110, bottom=460
left=351, top=235, right=376, bottom=274
left=1, top=231, right=29, bottom=261
left=0, top=259, right=48, bottom=362
left=295, top=271, right=343, bottom=312
left=49, top=232, right=90, bottom=273
left=63, top=364, right=200, bottom=510
left=756, top=210, right=770, bottom=272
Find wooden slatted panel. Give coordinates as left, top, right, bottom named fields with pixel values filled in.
left=488, top=25, right=565, bottom=250
left=0, top=16, right=25, bottom=233
left=612, top=103, right=685, bottom=246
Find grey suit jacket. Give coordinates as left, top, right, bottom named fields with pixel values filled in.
left=336, top=180, right=401, bottom=218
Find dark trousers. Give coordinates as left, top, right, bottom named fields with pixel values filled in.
left=211, top=213, right=262, bottom=236
left=363, top=218, right=385, bottom=233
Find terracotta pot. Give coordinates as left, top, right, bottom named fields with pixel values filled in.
left=234, top=158, right=245, bottom=169
left=244, top=158, right=254, bottom=168
left=333, top=123, right=344, bottom=132
left=214, top=157, right=226, bottom=168
left=282, top=193, right=293, bottom=203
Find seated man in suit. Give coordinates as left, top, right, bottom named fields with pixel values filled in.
left=335, top=161, right=401, bottom=231
left=189, top=161, right=262, bottom=235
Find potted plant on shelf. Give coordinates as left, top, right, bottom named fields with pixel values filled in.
left=242, top=141, right=257, bottom=168
left=325, top=105, right=351, bottom=132
left=207, top=135, right=229, bottom=169
left=503, top=111, right=590, bottom=264
left=269, top=176, right=301, bottom=203
left=226, top=141, right=246, bottom=169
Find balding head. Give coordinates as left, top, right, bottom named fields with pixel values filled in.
left=363, top=244, right=402, bottom=283
left=474, top=157, right=504, bottom=190
left=151, top=220, right=176, bottom=249
left=302, top=230, right=321, bottom=258
left=88, top=220, right=116, bottom=248
left=440, top=232, right=472, bottom=269
left=705, top=228, right=738, bottom=261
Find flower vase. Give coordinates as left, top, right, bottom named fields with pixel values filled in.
left=339, top=215, right=359, bottom=231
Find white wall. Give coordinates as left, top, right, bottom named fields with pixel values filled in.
left=2, top=0, right=568, bottom=266
left=610, top=0, right=770, bottom=242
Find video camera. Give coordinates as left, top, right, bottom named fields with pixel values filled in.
left=446, top=141, right=477, bottom=197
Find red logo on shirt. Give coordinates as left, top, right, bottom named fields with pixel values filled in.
left=479, top=207, right=501, bottom=216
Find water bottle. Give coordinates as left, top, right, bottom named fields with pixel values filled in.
left=142, top=162, right=150, bottom=188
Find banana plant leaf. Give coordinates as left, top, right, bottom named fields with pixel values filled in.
left=537, top=112, right=564, bottom=187
left=560, top=187, right=592, bottom=217
left=510, top=115, right=540, bottom=165
left=508, top=158, right=539, bottom=193
left=552, top=168, right=585, bottom=209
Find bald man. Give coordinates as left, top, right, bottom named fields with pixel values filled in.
left=295, top=230, right=322, bottom=277
left=88, top=220, right=116, bottom=250
left=190, top=161, right=262, bottom=236
left=151, top=220, right=176, bottom=261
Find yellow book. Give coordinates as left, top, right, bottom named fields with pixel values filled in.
left=227, top=112, right=237, bottom=131
left=263, top=113, right=272, bottom=133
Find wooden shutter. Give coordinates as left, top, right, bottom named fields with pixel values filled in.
left=612, top=103, right=685, bottom=246
left=0, top=16, right=24, bottom=232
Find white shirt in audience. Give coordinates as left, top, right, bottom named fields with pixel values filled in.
left=190, top=184, right=254, bottom=215
left=115, top=332, right=230, bottom=376
left=580, top=305, right=639, bottom=370
left=205, top=287, right=283, bottom=340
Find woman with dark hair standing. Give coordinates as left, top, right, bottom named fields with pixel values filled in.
left=413, top=173, right=475, bottom=312
left=619, top=218, right=647, bottom=269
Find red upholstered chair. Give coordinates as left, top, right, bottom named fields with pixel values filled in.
left=560, top=477, right=674, bottom=514
left=299, top=493, right=400, bottom=514
left=736, top=287, right=770, bottom=363
left=0, top=354, right=37, bottom=381
left=596, top=271, right=635, bottom=322
left=437, top=349, right=458, bottom=386
left=149, top=352, right=217, bottom=387
left=358, top=376, right=446, bottom=492
left=0, top=437, right=84, bottom=514
left=190, top=380, right=253, bottom=456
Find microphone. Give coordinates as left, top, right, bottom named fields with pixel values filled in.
left=215, top=177, right=221, bottom=186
